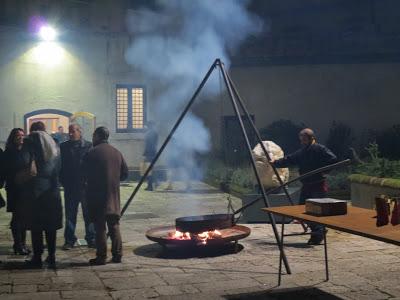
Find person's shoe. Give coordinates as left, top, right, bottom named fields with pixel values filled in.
left=62, top=242, right=75, bottom=250
left=22, top=246, right=32, bottom=255
left=89, top=257, right=106, bottom=266
left=111, top=256, right=122, bottom=263
left=87, top=240, right=96, bottom=249
left=13, top=245, right=31, bottom=256
left=144, top=185, right=153, bottom=191
left=25, top=257, right=43, bottom=268
left=307, top=236, right=324, bottom=245
left=45, top=255, right=56, bottom=268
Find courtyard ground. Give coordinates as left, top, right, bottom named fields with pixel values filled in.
left=0, top=181, right=399, bottom=299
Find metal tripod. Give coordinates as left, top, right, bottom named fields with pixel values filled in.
left=121, top=58, right=292, bottom=274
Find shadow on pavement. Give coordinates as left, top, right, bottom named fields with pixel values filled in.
left=0, top=260, right=89, bottom=270
left=257, top=240, right=313, bottom=249
left=224, top=286, right=345, bottom=300
left=134, top=242, right=244, bottom=259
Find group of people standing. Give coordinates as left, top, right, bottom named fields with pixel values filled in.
left=0, top=121, right=338, bottom=269
left=0, top=122, right=128, bottom=268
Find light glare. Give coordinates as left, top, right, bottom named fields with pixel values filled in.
left=32, top=42, right=64, bottom=67
left=39, top=26, right=57, bottom=41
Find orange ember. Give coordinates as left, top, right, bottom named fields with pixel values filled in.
left=169, top=230, right=191, bottom=240
left=168, top=229, right=222, bottom=244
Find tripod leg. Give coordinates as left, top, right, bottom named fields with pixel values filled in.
left=121, top=59, right=219, bottom=216
left=226, top=72, right=308, bottom=233
left=217, top=60, right=291, bottom=275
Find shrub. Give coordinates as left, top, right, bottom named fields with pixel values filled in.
left=376, top=124, right=400, bottom=160
left=204, top=159, right=257, bottom=193
left=326, top=171, right=351, bottom=191
left=230, top=167, right=255, bottom=190
left=354, top=143, right=400, bottom=179
left=326, top=121, right=354, bottom=160
left=259, top=119, right=305, bottom=154
left=204, top=159, right=234, bottom=184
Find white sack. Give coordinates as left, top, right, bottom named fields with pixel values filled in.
left=252, top=141, right=289, bottom=188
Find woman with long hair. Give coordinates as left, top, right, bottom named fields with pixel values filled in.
left=3, top=128, right=31, bottom=255
left=23, top=121, right=63, bottom=268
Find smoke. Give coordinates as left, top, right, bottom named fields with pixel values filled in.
left=125, top=0, right=262, bottom=183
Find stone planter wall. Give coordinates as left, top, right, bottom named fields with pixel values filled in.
left=235, top=187, right=301, bottom=223
left=350, top=174, right=400, bottom=209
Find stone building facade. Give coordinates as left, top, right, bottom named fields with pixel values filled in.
left=1, top=0, right=400, bottom=167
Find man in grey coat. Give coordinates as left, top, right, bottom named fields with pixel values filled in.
left=83, top=127, right=128, bottom=265
left=60, top=124, right=94, bottom=249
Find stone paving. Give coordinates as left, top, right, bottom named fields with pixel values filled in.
left=0, top=181, right=399, bottom=299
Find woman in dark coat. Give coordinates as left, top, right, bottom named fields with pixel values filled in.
left=24, top=122, right=63, bottom=268
left=3, top=128, right=31, bottom=255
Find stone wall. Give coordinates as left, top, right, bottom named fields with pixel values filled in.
left=194, top=62, right=400, bottom=153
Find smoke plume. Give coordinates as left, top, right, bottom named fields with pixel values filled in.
left=125, top=0, right=262, bottom=183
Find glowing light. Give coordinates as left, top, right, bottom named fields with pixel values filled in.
left=32, top=42, right=64, bottom=67
left=168, top=229, right=222, bottom=244
left=39, top=26, right=57, bottom=41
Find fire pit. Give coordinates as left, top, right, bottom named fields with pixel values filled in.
left=175, top=213, right=234, bottom=233
left=146, top=213, right=250, bottom=250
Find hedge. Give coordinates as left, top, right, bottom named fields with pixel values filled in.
left=349, top=174, right=400, bottom=189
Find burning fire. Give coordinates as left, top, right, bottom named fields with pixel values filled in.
left=170, top=230, right=191, bottom=240
left=168, top=229, right=222, bottom=245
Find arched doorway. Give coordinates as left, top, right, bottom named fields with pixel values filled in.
left=24, top=109, right=72, bottom=134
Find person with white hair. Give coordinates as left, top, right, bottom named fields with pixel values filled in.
left=60, top=124, right=94, bottom=250
left=23, top=121, right=63, bottom=268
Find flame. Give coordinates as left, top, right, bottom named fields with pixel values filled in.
left=169, top=230, right=191, bottom=240
left=169, top=229, right=222, bottom=245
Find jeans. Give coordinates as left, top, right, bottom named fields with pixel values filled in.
left=63, top=188, right=95, bottom=244
left=300, top=181, right=328, bottom=240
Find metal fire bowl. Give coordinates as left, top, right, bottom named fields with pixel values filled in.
left=175, top=213, right=234, bottom=233
left=145, top=225, right=251, bottom=247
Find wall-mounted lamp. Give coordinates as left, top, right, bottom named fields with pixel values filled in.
left=38, top=25, right=57, bottom=41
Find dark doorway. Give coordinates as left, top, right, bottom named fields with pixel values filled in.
left=222, top=115, right=256, bottom=166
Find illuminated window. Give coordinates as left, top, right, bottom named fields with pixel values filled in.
left=116, top=88, right=128, bottom=130
left=132, top=88, right=144, bottom=129
left=116, top=85, right=146, bottom=132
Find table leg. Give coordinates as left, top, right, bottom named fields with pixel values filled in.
left=323, top=226, right=329, bottom=281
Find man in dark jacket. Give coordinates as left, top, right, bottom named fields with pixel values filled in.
left=83, top=127, right=128, bottom=265
left=60, top=124, right=94, bottom=249
left=143, top=121, right=158, bottom=191
left=272, top=128, right=337, bottom=245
